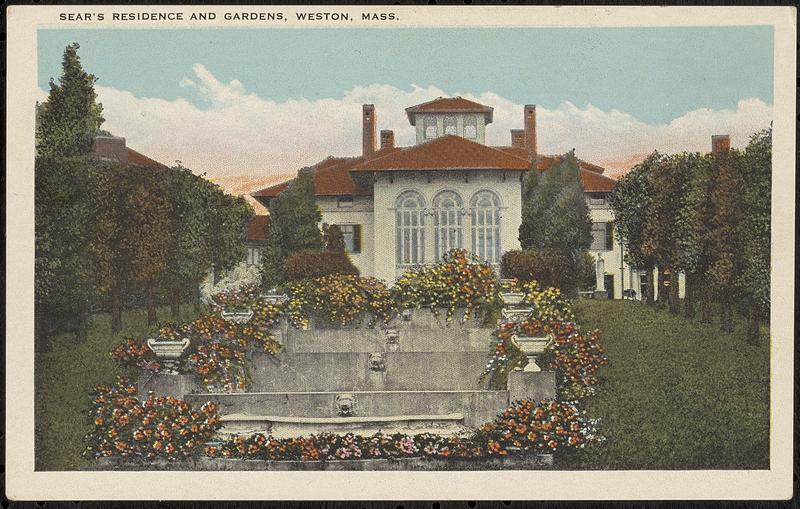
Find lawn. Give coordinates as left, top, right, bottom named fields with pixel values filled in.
left=561, top=299, right=770, bottom=470
left=35, top=304, right=205, bottom=471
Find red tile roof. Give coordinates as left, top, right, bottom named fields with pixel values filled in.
left=251, top=139, right=615, bottom=199
left=405, top=97, right=493, bottom=125
left=351, top=135, right=530, bottom=172
left=127, top=148, right=169, bottom=169
left=537, top=154, right=617, bottom=192
left=245, top=215, right=270, bottom=242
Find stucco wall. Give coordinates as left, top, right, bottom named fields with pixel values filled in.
left=372, top=170, right=525, bottom=283
left=413, top=113, right=487, bottom=144
left=317, top=195, right=375, bottom=277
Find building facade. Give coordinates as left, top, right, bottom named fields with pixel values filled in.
left=253, top=97, right=641, bottom=298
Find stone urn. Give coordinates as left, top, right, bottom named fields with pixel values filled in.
left=501, top=291, right=526, bottom=306
left=221, top=309, right=254, bottom=324
left=510, top=334, right=554, bottom=372
left=262, top=293, right=287, bottom=306
left=146, top=338, right=190, bottom=375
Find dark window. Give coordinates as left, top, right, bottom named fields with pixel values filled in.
left=339, top=224, right=362, bottom=254
left=337, top=196, right=354, bottom=208
left=591, top=222, right=613, bottom=251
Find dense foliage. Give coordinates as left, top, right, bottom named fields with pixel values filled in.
left=284, top=249, right=359, bottom=282
left=501, top=249, right=594, bottom=294
left=260, top=169, right=323, bottom=289
left=83, top=378, right=221, bottom=461
left=609, top=128, right=771, bottom=342
left=35, top=44, right=252, bottom=343
left=284, top=275, right=394, bottom=328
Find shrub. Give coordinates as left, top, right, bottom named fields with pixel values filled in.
left=502, top=249, right=596, bottom=295
left=83, top=377, right=221, bottom=461
left=284, top=274, right=395, bottom=328
left=392, top=249, right=501, bottom=323
left=478, top=399, right=603, bottom=454
left=519, top=281, right=576, bottom=322
left=284, top=249, right=359, bottom=282
left=536, top=320, right=609, bottom=400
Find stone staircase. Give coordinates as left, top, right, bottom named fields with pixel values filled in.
left=147, top=308, right=556, bottom=437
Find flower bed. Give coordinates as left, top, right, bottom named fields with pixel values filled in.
left=283, top=275, right=396, bottom=328
left=83, top=377, right=222, bottom=461
left=392, top=249, right=501, bottom=323
left=202, top=399, right=599, bottom=462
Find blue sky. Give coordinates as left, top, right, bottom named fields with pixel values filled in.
left=38, top=27, right=773, bottom=125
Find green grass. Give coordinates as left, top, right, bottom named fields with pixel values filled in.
left=35, top=304, right=205, bottom=471
left=561, top=299, right=770, bottom=470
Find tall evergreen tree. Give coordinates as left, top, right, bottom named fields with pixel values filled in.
left=36, top=43, right=104, bottom=158
left=260, top=168, right=323, bottom=289
left=519, top=151, right=592, bottom=257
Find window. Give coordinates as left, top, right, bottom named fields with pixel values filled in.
left=587, top=195, right=606, bottom=206
left=424, top=115, right=437, bottom=139
left=433, top=191, right=464, bottom=260
left=443, top=116, right=457, bottom=136
left=470, top=191, right=501, bottom=263
left=245, top=246, right=261, bottom=266
left=396, top=191, right=426, bottom=266
left=337, top=196, right=354, bottom=208
left=591, top=222, right=613, bottom=251
left=339, top=224, right=362, bottom=254
left=464, top=116, right=477, bottom=139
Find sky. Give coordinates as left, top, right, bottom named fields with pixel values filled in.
left=37, top=27, right=774, bottom=178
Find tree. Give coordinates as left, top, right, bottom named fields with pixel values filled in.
left=736, top=127, right=771, bottom=343
left=206, top=186, right=253, bottom=286
left=706, top=147, right=745, bottom=332
left=518, top=152, right=592, bottom=295
left=609, top=153, right=659, bottom=305
left=162, top=164, right=215, bottom=319
left=35, top=156, right=97, bottom=342
left=36, top=43, right=104, bottom=158
left=260, top=169, right=323, bottom=289
left=118, top=167, right=171, bottom=326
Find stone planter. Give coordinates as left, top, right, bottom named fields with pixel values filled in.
left=221, top=309, right=254, bottom=324
left=500, top=306, right=533, bottom=323
left=501, top=292, right=526, bottom=306
left=262, top=293, right=287, bottom=306
left=510, top=334, right=553, bottom=372
left=146, top=338, right=190, bottom=375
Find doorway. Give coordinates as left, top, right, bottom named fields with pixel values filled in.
left=604, top=274, right=615, bottom=299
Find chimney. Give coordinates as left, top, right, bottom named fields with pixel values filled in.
left=711, top=134, right=730, bottom=155
left=362, top=104, right=376, bottom=157
left=511, top=129, right=525, bottom=149
left=524, top=104, right=537, bottom=160
left=380, top=129, right=395, bottom=149
left=92, top=132, right=128, bottom=163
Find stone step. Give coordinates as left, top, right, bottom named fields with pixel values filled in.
left=217, top=413, right=470, bottom=438
left=283, top=326, right=494, bottom=354
left=185, top=389, right=509, bottom=428
left=250, top=351, right=491, bottom=392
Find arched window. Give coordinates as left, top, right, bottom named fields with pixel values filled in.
left=471, top=191, right=501, bottom=263
left=396, top=191, right=426, bottom=267
left=433, top=190, right=464, bottom=260
left=443, top=116, right=457, bottom=136
left=464, top=116, right=478, bottom=139
left=424, top=115, right=437, bottom=139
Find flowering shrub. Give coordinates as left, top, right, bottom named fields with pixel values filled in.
left=479, top=322, right=529, bottom=389
left=284, top=274, right=396, bottom=328
left=112, top=289, right=283, bottom=392
left=211, top=284, right=261, bottom=312
left=392, top=249, right=501, bottom=323
left=83, top=377, right=221, bottom=461
left=519, top=280, right=576, bottom=322
left=478, top=399, right=603, bottom=454
left=203, top=399, right=602, bottom=462
left=537, top=322, right=609, bottom=400
left=110, top=338, right=161, bottom=373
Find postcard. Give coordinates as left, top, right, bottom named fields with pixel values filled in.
left=5, top=4, right=796, bottom=501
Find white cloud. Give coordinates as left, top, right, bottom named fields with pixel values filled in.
left=64, top=64, right=772, bottom=177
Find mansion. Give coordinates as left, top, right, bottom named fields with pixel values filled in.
left=252, top=97, right=658, bottom=299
